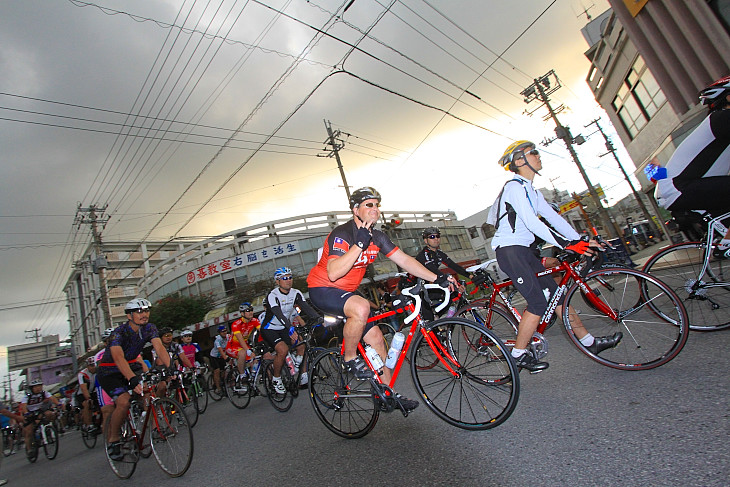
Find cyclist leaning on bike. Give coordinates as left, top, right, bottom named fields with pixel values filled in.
left=262, top=268, right=319, bottom=392
left=96, top=298, right=171, bottom=461
left=76, top=357, right=98, bottom=432
left=487, top=141, right=622, bottom=371
left=226, top=302, right=261, bottom=388
left=306, top=187, right=456, bottom=411
left=19, top=379, right=59, bottom=456
left=152, top=327, right=194, bottom=397
left=654, top=75, right=730, bottom=257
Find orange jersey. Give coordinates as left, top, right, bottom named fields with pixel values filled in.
left=226, top=318, right=260, bottom=350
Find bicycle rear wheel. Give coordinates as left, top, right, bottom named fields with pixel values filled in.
left=308, top=351, right=379, bottom=439
left=150, top=398, right=194, bottom=478
left=104, top=413, right=139, bottom=479
left=410, top=318, right=520, bottom=430
left=456, top=301, right=519, bottom=351
left=563, top=268, right=689, bottom=370
left=194, top=376, right=208, bottom=414
left=81, top=423, right=98, bottom=449
left=225, top=368, right=251, bottom=410
left=264, top=361, right=294, bottom=412
left=642, top=242, right=730, bottom=331
left=207, top=374, right=224, bottom=402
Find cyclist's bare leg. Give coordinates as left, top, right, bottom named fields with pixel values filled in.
left=236, top=350, right=247, bottom=375
left=272, top=341, right=288, bottom=377
left=213, top=368, right=221, bottom=391
left=23, top=422, right=35, bottom=452
left=515, top=310, right=541, bottom=350
left=342, top=295, right=370, bottom=362
left=82, top=398, right=92, bottom=426
left=100, top=404, right=114, bottom=435
left=364, top=325, right=391, bottom=384
left=108, top=392, right=131, bottom=443
left=557, top=304, right=588, bottom=339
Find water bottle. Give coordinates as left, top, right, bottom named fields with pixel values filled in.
left=445, top=304, right=456, bottom=318
left=285, top=354, right=297, bottom=375
left=385, top=332, right=405, bottom=369
left=363, top=344, right=384, bottom=372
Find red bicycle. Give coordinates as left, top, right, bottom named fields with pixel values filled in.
left=308, top=281, right=520, bottom=439
left=456, top=251, right=689, bottom=371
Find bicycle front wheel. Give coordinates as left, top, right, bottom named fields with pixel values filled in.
left=410, top=318, right=520, bottom=430
left=308, top=351, right=379, bottom=439
left=563, top=268, right=689, bottom=370
left=642, top=241, right=730, bottom=331
left=103, top=413, right=139, bottom=479
left=194, top=376, right=208, bottom=414
left=225, top=368, right=251, bottom=410
left=264, top=361, right=294, bottom=412
left=207, top=374, right=224, bottom=402
left=81, top=424, right=97, bottom=449
left=150, top=398, right=194, bottom=478
left=42, top=424, right=59, bottom=460
left=178, top=384, right=199, bottom=427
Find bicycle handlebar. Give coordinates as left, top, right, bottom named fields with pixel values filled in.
left=400, top=279, right=450, bottom=324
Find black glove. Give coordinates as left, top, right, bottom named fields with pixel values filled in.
left=355, top=226, right=372, bottom=249
left=128, top=375, right=142, bottom=389
left=471, top=273, right=487, bottom=286
left=434, top=272, right=450, bottom=287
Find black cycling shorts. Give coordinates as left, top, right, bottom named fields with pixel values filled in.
left=496, top=245, right=558, bottom=317
left=98, top=372, right=133, bottom=401
left=309, top=286, right=377, bottom=336
left=260, top=328, right=292, bottom=349
left=670, top=176, right=730, bottom=216
left=209, top=355, right=226, bottom=370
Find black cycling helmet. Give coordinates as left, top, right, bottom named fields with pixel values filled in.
left=159, top=327, right=173, bottom=336
left=421, top=226, right=440, bottom=239
left=699, top=75, right=730, bottom=111
left=349, top=186, right=381, bottom=209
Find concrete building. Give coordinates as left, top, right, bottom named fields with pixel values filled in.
left=64, top=239, right=195, bottom=359
left=583, top=2, right=730, bottom=191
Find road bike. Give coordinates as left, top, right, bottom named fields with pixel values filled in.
left=263, top=322, right=327, bottom=413
left=308, top=281, right=519, bottom=439
left=642, top=210, right=730, bottom=331
left=104, top=371, right=193, bottom=479
left=25, top=409, right=59, bottom=463
left=167, top=369, right=200, bottom=427
left=457, top=249, right=689, bottom=371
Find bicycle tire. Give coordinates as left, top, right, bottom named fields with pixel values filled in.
left=42, top=424, right=59, bottom=460
left=563, top=267, right=689, bottom=370
left=264, top=361, right=294, bottom=412
left=177, top=381, right=199, bottom=427
left=103, top=412, right=139, bottom=479
left=2, top=429, right=14, bottom=456
left=410, top=318, right=520, bottom=430
left=456, top=301, right=519, bottom=352
left=642, top=241, right=730, bottom=331
left=26, top=436, right=38, bottom=463
left=149, top=397, right=194, bottom=478
left=194, top=376, right=208, bottom=414
left=308, top=351, right=379, bottom=439
left=81, top=425, right=96, bottom=449
left=225, top=368, right=251, bottom=410
left=207, top=374, right=224, bottom=402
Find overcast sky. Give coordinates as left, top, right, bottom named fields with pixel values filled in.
left=1, top=0, right=629, bottom=384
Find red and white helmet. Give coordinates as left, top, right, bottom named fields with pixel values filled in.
left=699, top=75, right=730, bottom=111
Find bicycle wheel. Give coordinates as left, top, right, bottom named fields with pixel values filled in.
left=194, top=376, right=208, bottom=414
left=175, top=383, right=199, bottom=427
left=81, top=423, right=98, bottom=449
left=563, top=268, right=689, bottom=370
left=150, top=398, right=194, bottom=478
left=308, top=351, right=379, bottom=439
left=42, top=424, right=59, bottom=460
left=642, top=242, right=730, bottom=331
left=2, top=429, right=13, bottom=456
left=410, top=318, right=520, bottom=430
left=207, top=374, right=223, bottom=402
left=103, top=413, right=139, bottom=479
left=264, top=361, right=293, bottom=412
left=225, top=368, right=251, bottom=410
left=456, top=301, right=519, bottom=351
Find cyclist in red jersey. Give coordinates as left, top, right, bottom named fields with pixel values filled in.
left=226, top=302, right=261, bottom=383
left=307, top=187, right=455, bottom=411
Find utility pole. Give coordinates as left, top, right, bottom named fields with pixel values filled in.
left=585, top=118, right=671, bottom=241
left=24, top=328, right=41, bottom=342
left=75, top=204, right=112, bottom=334
left=521, top=70, right=621, bottom=239
left=321, top=120, right=352, bottom=203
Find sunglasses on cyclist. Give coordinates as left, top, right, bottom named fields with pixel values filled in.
left=242, top=307, right=254, bottom=312
left=522, top=149, right=540, bottom=157
left=130, top=308, right=151, bottom=314
left=278, top=276, right=293, bottom=281
left=362, top=202, right=381, bottom=208
left=162, top=333, right=173, bottom=338
left=427, top=234, right=441, bottom=239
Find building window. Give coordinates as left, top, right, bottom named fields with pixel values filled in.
left=481, top=223, right=495, bottom=240
left=612, top=57, right=666, bottom=139
left=468, top=226, right=479, bottom=239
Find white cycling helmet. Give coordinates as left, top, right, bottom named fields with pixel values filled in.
left=124, top=298, right=152, bottom=313
left=29, top=378, right=43, bottom=387
left=274, top=267, right=292, bottom=281
left=102, top=327, right=114, bottom=340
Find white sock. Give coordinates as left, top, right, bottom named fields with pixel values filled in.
left=580, top=333, right=595, bottom=346
left=511, top=348, right=527, bottom=358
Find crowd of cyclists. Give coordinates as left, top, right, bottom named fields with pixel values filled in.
left=2, top=75, right=728, bottom=482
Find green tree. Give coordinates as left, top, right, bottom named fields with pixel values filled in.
left=151, top=293, right=215, bottom=330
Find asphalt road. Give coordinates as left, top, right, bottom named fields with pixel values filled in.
left=2, top=324, right=728, bottom=486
